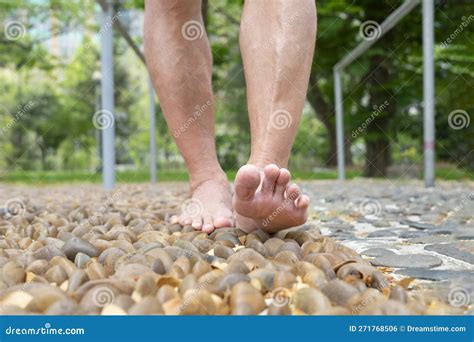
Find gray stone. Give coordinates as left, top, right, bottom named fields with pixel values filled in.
left=367, top=230, right=397, bottom=238
left=407, top=222, right=438, bottom=230
left=396, top=268, right=474, bottom=281
left=432, top=228, right=454, bottom=235
left=33, top=245, right=64, bottom=261
left=454, top=228, right=474, bottom=240
left=328, top=232, right=355, bottom=240
left=323, top=223, right=354, bottom=231
left=361, top=248, right=397, bottom=258
left=371, top=254, right=442, bottom=269
left=408, top=235, right=453, bottom=244
left=425, top=243, right=474, bottom=265
left=373, top=221, right=390, bottom=228
left=74, top=252, right=91, bottom=268
left=62, top=237, right=99, bottom=261
left=399, top=231, right=426, bottom=239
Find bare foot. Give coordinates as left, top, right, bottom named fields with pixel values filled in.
left=171, top=176, right=234, bottom=234
left=233, top=164, right=310, bottom=233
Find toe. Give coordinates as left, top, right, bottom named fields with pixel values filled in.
left=235, top=164, right=261, bottom=201
left=170, top=215, right=179, bottom=224
left=191, top=216, right=203, bottom=230
left=286, top=183, right=301, bottom=201
left=261, top=164, right=280, bottom=194
left=202, top=215, right=214, bottom=233
left=179, top=214, right=192, bottom=226
left=274, top=168, right=291, bottom=195
left=213, top=216, right=233, bottom=229
left=297, top=194, right=310, bottom=210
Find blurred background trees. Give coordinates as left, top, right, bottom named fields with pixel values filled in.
left=0, top=0, right=472, bottom=181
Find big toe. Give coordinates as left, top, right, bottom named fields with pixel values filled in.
left=234, top=164, right=261, bottom=201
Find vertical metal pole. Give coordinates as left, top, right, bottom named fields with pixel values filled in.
left=148, top=77, right=157, bottom=183
left=95, top=85, right=102, bottom=172
left=100, top=1, right=115, bottom=190
left=334, top=69, right=345, bottom=180
left=423, top=0, right=435, bottom=187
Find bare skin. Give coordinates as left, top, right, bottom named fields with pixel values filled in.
left=144, top=0, right=316, bottom=233
left=144, top=0, right=233, bottom=233
left=233, top=0, right=316, bottom=232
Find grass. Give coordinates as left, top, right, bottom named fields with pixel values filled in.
left=0, top=166, right=471, bottom=185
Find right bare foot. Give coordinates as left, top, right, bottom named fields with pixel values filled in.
left=170, top=175, right=234, bottom=234
left=233, top=164, right=310, bottom=233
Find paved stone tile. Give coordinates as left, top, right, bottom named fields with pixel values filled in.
left=371, top=254, right=443, bottom=269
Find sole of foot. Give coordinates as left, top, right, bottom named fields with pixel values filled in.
left=170, top=178, right=234, bottom=234
left=233, top=164, right=310, bottom=233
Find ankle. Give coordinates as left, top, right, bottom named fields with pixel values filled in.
left=247, top=156, right=288, bottom=169
left=189, top=169, right=228, bottom=192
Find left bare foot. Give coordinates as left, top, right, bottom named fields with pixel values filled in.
left=232, top=164, right=310, bottom=233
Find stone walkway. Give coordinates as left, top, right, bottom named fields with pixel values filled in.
left=0, top=180, right=472, bottom=314
left=302, top=179, right=474, bottom=310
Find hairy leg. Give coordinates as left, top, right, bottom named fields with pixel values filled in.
left=233, top=0, right=317, bottom=232
left=144, top=0, right=233, bottom=232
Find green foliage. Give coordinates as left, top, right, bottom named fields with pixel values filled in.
left=0, top=0, right=472, bottom=182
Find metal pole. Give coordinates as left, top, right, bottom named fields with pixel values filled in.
left=100, top=1, right=115, bottom=190
left=334, top=69, right=345, bottom=180
left=334, top=0, right=420, bottom=70
left=423, top=0, right=435, bottom=187
left=148, top=77, right=157, bottom=183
